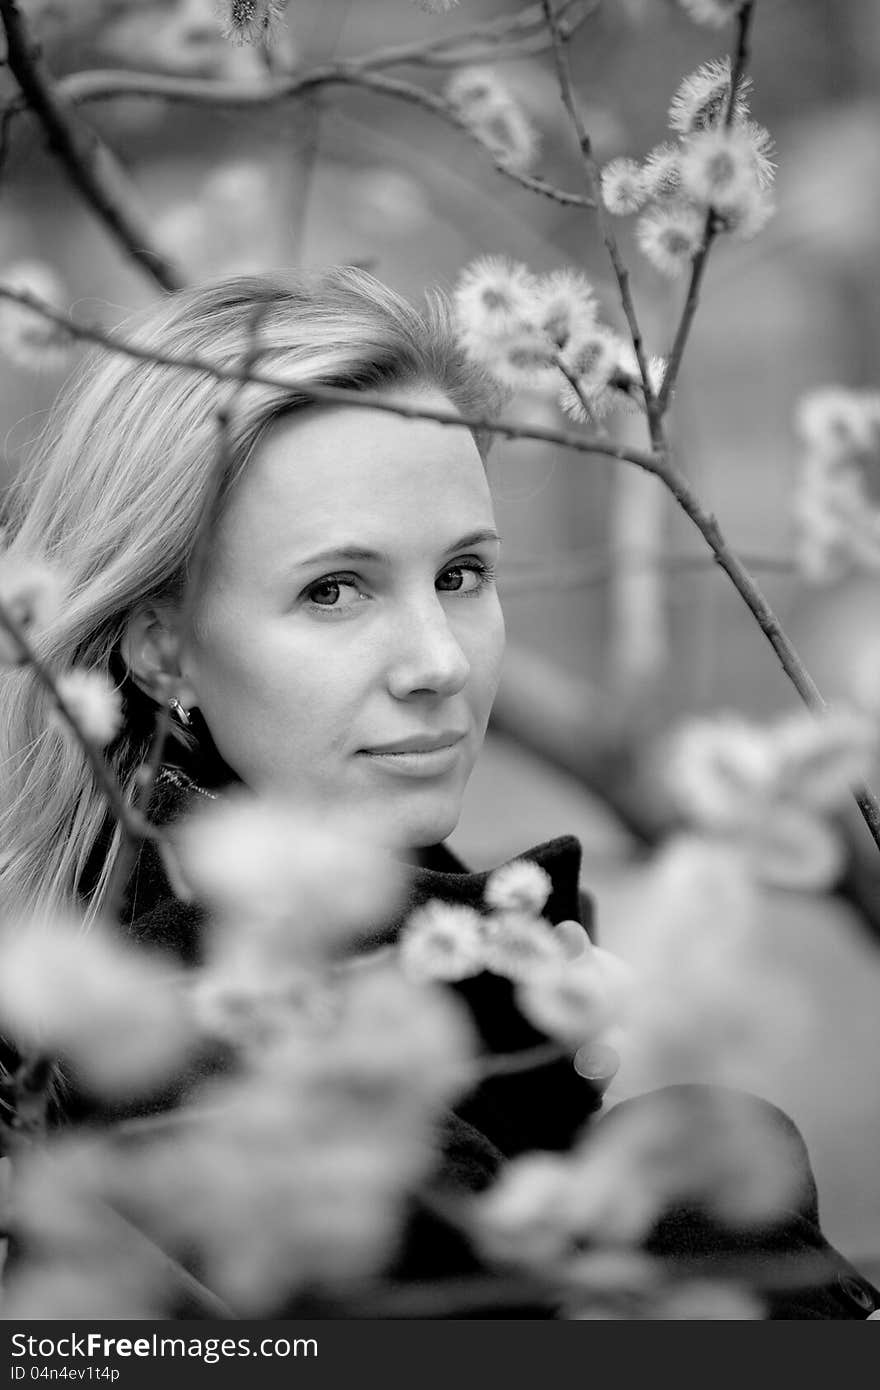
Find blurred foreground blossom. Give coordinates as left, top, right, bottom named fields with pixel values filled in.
left=610, top=837, right=809, bottom=1092
left=173, top=787, right=405, bottom=956
left=5, top=1139, right=168, bottom=1319
left=563, top=1250, right=763, bottom=1319
left=0, top=551, right=68, bottom=666
left=793, top=386, right=880, bottom=582
left=474, top=1081, right=805, bottom=1283
left=660, top=706, right=878, bottom=889
left=516, top=944, right=633, bottom=1048
left=0, top=915, right=195, bottom=1099
left=0, top=262, right=74, bottom=371
left=51, top=670, right=123, bottom=748
left=4, top=962, right=476, bottom=1316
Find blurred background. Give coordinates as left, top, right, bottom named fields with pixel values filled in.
left=1, top=0, right=879, bottom=1271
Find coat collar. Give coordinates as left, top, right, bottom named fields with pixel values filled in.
left=130, top=763, right=589, bottom=944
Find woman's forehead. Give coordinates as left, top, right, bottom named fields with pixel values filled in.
left=223, top=399, right=494, bottom=556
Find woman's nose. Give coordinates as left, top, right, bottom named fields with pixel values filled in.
left=385, top=597, right=471, bottom=699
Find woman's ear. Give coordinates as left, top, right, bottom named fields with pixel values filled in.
left=119, top=606, right=199, bottom=711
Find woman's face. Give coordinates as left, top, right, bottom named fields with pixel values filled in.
left=182, top=384, right=506, bottom=850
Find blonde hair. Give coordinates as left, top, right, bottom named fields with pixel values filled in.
left=0, top=267, right=502, bottom=928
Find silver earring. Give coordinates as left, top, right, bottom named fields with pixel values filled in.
left=169, top=697, right=192, bottom=728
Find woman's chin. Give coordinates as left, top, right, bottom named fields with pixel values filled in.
left=374, top=797, right=462, bottom=854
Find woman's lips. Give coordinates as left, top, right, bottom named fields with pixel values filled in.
left=358, top=738, right=465, bottom=776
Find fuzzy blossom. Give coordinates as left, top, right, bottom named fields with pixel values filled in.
left=531, top=269, right=598, bottom=360
left=110, top=1063, right=440, bottom=1312
left=713, top=182, right=776, bottom=240
left=795, top=386, right=880, bottom=458
left=453, top=257, right=624, bottom=400
left=792, top=386, right=880, bottom=582
left=651, top=1280, right=764, bottom=1319
left=663, top=712, right=778, bottom=829
left=642, top=142, right=685, bottom=201
left=0, top=915, right=194, bottom=1098
left=399, top=900, right=486, bottom=982
left=675, top=0, right=746, bottom=29
left=661, top=707, right=877, bottom=889
left=214, top=0, right=287, bottom=46
left=515, top=945, right=633, bottom=1047
left=771, top=705, right=878, bottom=809
left=679, top=124, right=764, bottom=208
left=616, top=342, right=668, bottom=401
left=739, top=119, right=777, bottom=191
left=445, top=66, right=539, bottom=173
left=266, top=960, right=478, bottom=1117
left=453, top=255, right=538, bottom=362
left=0, top=552, right=68, bottom=667
left=445, top=66, right=508, bottom=114
left=0, top=261, right=73, bottom=371
left=558, top=335, right=667, bottom=425
left=579, top=1084, right=808, bottom=1235
left=475, top=1152, right=577, bottom=1267
left=792, top=457, right=879, bottom=584
left=556, top=328, right=622, bottom=422
left=174, top=788, right=405, bottom=954
left=667, top=57, right=751, bottom=135
left=481, top=911, right=565, bottom=981
left=600, top=157, right=649, bottom=215
left=485, top=858, right=553, bottom=915
left=636, top=203, right=705, bottom=278
left=51, top=670, right=123, bottom=748
left=612, top=836, right=808, bottom=1090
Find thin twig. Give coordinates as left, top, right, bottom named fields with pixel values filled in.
left=55, top=63, right=594, bottom=212
left=653, top=453, right=880, bottom=848
left=473, top=1040, right=567, bottom=1081
left=0, top=0, right=184, bottom=293
left=539, top=0, right=654, bottom=423
left=655, top=1, right=756, bottom=416
left=0, top=287, right=648, bottom=470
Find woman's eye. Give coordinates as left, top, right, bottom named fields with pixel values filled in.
left=437, top=561, right=495, bottom=595
left=304, top=575, right=363, bottom=610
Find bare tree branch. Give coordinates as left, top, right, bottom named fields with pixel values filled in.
left=0, top=287, right=643, bottom=468
left=539, top=0, right=655, bottom=421
left=0, top=0, right=185, bottom=292
left=53, top=63, right=594, bottom=212
left=655, top=1, right=756, bottom=416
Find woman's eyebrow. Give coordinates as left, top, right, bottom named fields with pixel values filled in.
left=289, top=528, right=502, bottom=571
